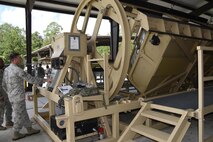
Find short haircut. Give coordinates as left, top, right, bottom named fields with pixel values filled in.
left=9, top=52, right=20, bottom=62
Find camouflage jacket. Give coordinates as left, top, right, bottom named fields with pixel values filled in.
left=2, top=63, right=43, bottom=102
left=0, top=69, right=6, bottom=98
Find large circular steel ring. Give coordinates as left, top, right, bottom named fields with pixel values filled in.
left=71, top=0, right=131, bottom=99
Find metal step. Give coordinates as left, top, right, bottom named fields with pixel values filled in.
left=141, top=110, right=179, bottom=125
left=131, top=125, right=170, bottom=142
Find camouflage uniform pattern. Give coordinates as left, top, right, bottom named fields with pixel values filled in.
left=11, top=100, right=31, bottom=131
left=0, top=69, right=12, bottom=125
left=2, top=64, right=43, bottom=131
left=58, top=87, right=99, bottom=108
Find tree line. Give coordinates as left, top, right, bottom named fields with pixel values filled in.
left=0, top=22, right=63, bottom=64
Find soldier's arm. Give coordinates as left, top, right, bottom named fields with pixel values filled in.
left=2, top=71, right=8, bottom=92
left=18, top=67, right=44, bottom=85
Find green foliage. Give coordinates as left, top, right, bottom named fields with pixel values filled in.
left=32, top=57, right=38, bottom=62
left=43, top=22, right=63, bottom=45
left=0, top=23, right=26, bottom=64
left=0, top=21, right=63, bottom=64
left=32, top=31, right=43, bottom=51
left=96, top=42, right=135, bottom=59
left=96, top=46, right=110, bottom=56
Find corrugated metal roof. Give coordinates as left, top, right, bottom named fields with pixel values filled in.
left=0, top=0, right=80, bottom=14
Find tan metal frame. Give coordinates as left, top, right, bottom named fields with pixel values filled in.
left=33, top=87, right=141, bottom=142
left=32, top=43, right=141, bottom=141
left=32, top=1, right=137, bottom=141
left=70, top=0, right=131, bottom=99
left=32, top=0, right=213, bottom=141
left=197, top=46, right=213, bottom=142
left=117, top=46, right=213, bottom=142
left=128, top=10, right=213, bottom=98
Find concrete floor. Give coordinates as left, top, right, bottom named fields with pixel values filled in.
left=0, top=93, right=51, bottom=142
left=0, top=92, right=213, bottom=142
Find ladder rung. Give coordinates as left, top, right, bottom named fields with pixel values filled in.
left=142, top=110, right=179, bottom=125
left=131, top=125, right=169, bottom=142
left=204, top=76, right=213, bottom=82
left=151, top=104, right=186, bottom=114
left=88, top=58, right=104, bottom=62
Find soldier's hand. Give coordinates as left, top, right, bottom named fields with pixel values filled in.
left=27, top=95, right=33, bottom=101
left=47, top=78, right=52, bottom=83
left=43, top=78, right=52, bottom=83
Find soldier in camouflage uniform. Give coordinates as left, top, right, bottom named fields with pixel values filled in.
left=0, top=58, right=13, bottom=130
left=2, top=53, right=44, bottom=141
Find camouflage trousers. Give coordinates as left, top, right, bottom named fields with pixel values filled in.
left=0, top=90, right=12, bottom=125
left=11, top=100, right=32, bottom=132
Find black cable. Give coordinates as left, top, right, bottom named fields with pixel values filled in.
left=64, top=67, right=80, bottom=84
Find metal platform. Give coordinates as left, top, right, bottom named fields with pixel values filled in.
left=152, top=86, right=213, bottom=109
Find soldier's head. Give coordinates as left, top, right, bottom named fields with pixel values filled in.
left=0, top=58, right=5, bottom=69
left=10, top=52, right=22, bottom=65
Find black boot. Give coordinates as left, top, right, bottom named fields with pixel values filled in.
left=12, top=131, right=26, bottom=141
left=26, top=127, right=40, bottom=136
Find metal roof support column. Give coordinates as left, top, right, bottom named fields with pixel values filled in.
left=25, top=0, right=35, bottom=90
